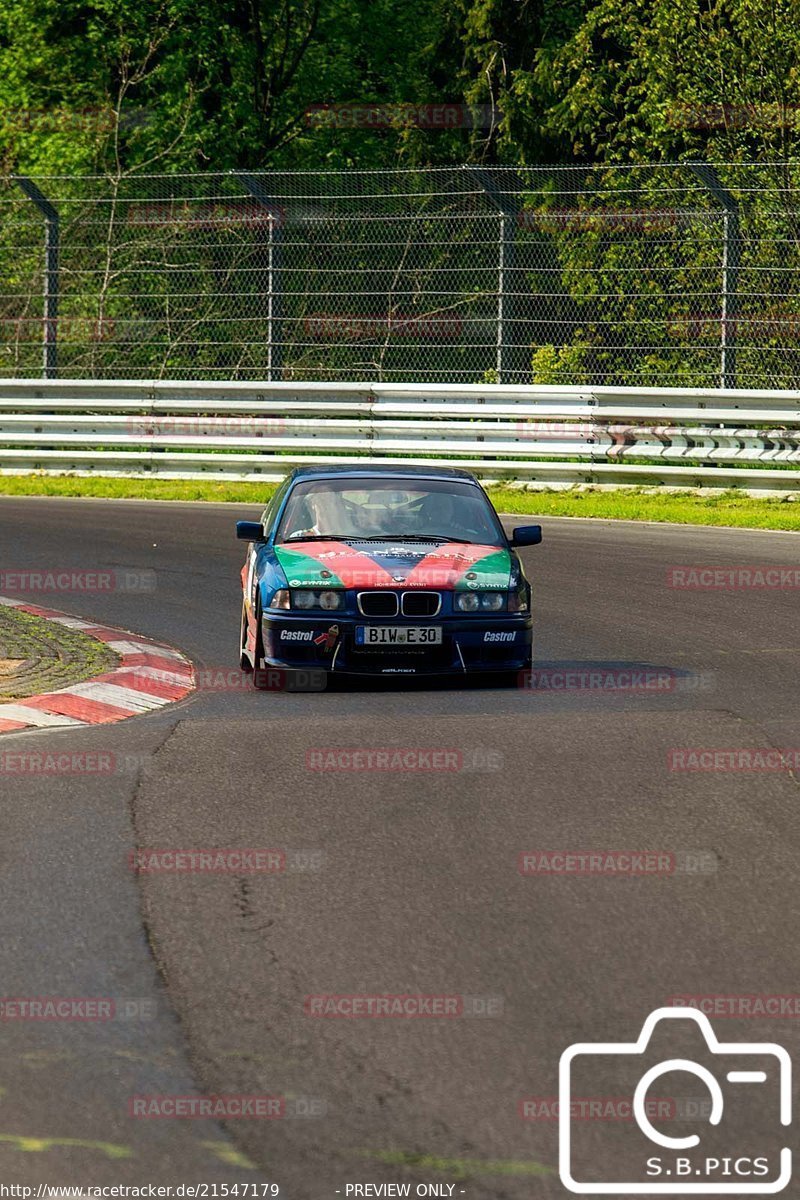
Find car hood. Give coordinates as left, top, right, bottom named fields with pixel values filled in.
left=273, top=539, right=513, bottom=591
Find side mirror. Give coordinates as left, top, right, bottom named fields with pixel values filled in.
left=236, top=520, right=266, bottom=542
left=510, top=524, right=542, bottom=548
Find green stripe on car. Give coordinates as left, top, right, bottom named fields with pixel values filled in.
left=274, top=546, right=346, bottom=588
left=453, top=548, right=512, bottom=590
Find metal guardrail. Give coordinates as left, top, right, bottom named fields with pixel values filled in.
left=0, top=380, right=798, bottom=493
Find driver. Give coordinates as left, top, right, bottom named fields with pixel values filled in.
left=287, top=489, right=343, bottom=538
left=351, top=491, right=390, bottom=537
left=415, top=491, right=460, bottom=537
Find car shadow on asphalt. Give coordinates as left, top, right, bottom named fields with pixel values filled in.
left=323, top=659, right=706, bottom=695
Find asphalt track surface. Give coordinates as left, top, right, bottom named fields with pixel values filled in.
left=0, top=496, right=799, bottom=1197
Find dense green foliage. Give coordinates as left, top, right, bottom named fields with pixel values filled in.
left=3, top=1, right=800, bottom=393
left=2, top=0, right=800, bottom=172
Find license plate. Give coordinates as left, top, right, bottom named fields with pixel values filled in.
left=356, top=626, right=442, bottom=645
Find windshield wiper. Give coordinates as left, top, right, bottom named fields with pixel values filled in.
left=385, top=534, right=478, bottom=544
left=282, top=533, right=353, bottom=541
left=282, top=533, right=479, bottom=544
left=350, top=534, right=479, bottom=544
left=423, top=534, right=477, bottom=543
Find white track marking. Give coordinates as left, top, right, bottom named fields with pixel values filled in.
left=0, top=704, right=83, bottom=727
left=61, top=681, right=170, bottom=712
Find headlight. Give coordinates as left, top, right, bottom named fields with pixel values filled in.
left=455, top=592, right=480, bottom=612
left=480, top=592, right=505, bottom=611
left=270, top=589, right=291, bottom=610
left=318, top=590, right=344, bottom=611
left=286, top=588, right=345, bottom=610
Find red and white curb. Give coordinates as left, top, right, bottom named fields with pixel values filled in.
left=0, top=598, right=195, bottom=735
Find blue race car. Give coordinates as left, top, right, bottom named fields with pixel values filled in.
left=236, top=465, right=542, bottom=684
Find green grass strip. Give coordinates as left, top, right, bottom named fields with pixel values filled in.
left=489, top=485, right=800, bottom=531
left=0, top=476, right=798, bottom=531
left=351, top=1148, right=556, bottom=1179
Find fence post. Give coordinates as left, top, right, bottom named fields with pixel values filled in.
left=233, top=172, right=284, bottom=381
left=13, top=176, right=59, bottom=379
left=464, top=166, right=520, bottom=383
left=689, top=163, right=742, bottom=389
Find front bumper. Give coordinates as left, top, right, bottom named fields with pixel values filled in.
left=261, top=613, right=533, bottom=676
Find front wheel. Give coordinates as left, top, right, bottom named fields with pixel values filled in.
left=251, top=601, right=269, bottom=689
left=239, top=600, right=253, bottom=672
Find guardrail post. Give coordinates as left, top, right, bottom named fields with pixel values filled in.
left=689, top=163, right=742, bottom=389
left=13, top=176, right=59, bottom=378
left=233, top=172, right=284, bottom=381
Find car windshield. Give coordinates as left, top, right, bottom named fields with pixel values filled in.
left=276, top=478, right=503, bottom=545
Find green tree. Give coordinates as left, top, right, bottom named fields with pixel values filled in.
left=533, top=0, right=800, bottom=163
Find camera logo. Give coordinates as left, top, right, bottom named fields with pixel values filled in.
left=559, top=1007, right=791, bottom=1193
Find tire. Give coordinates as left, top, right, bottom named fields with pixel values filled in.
left=252, top=600, right=269, bottom=689
left=239, top=600, right=253, bottom=672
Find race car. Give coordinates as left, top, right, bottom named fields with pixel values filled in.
left=236, top=465, right=542, bottom=683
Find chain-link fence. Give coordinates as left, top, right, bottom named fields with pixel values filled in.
left=2, top=163, right=800, bottom=387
